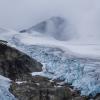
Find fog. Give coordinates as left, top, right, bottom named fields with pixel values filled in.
left=0, top=0, right=100, bottom=43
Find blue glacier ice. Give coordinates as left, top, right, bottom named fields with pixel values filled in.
left=0, top=28, right=100, bottom=98
left=9, top=35, right=100, bottom=97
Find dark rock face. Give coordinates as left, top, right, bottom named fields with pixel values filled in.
left=0, top=43, right=42, bottom=80
left=10, top=76, right=87, bottom=100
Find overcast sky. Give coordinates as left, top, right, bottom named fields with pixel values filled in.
left=0, top=0, right=100, bottom=42
left=0, top=0, right=63, bottom=30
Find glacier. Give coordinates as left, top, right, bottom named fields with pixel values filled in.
left=0, top=27, right=100, bottom=98
left=7, top=31, right=100, bottom=97
left=0, top=0, right=100, bottom=99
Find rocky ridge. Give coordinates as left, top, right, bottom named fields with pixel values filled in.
left=0, top=42, right=42, bottom=80
left=10, top=75, right=88, bottom=100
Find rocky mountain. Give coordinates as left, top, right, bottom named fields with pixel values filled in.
left=0, top=41, right=90, bottom=100
left=20, top=17, right=66, bottom=33
left=0, top=26, right=99, bottom=98
left=0, top=42, right=42, bottom=80
left=0, top=18, right=100, bottom=99
left=20, top=17, right=73, bottom=41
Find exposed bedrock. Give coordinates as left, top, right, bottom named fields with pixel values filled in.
left=0, top=43, right=42, bottom=80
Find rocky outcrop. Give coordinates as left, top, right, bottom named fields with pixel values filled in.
left=0, top=43, right=42, bottom=80
left=10, top=75, right=88, bottom=100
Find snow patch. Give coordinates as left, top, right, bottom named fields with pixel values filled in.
left=0, top=75, right=16, bottom=100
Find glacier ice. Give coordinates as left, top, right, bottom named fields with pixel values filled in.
left=10, top=36, right=100, bottom=97
left=0, top=28, right=100, bottom=97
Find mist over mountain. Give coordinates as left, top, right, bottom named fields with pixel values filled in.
left=20, top=17, right=75, bottom=41
left=0, top=0, right=100, bottom=43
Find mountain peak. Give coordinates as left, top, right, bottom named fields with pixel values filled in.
left=20, top=16, right=67, bottom=40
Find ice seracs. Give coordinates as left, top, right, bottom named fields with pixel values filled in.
left=0, top=24, right=100, bottom=97
left=3, top=27, right=100, bottom=97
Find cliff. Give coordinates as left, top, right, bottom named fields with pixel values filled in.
left=0, top=43, right=42, bottom=80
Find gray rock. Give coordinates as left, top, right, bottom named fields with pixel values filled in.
left=10, top=76, right=87, bottom=100
left=0, top=43, right=42, bottom=80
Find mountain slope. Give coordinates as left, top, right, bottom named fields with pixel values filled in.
left=0, top=42, right=42, bottom=100
left=20, top=17, right=74, bottom=41
left=0, top=43, right=42, bottom=80
left=0, top=24, right=100, bottom=97
left=6, top=32, right=100, bottom=97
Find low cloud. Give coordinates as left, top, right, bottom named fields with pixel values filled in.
left=0, top=0, right=100, bottom=43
